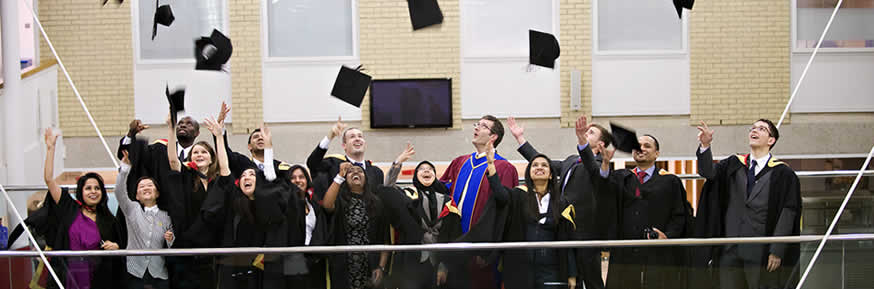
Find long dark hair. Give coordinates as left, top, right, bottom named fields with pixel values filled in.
left=188, top=141, right=218, bottom=192
left=75, top=172, right=117, bottom=237
left=232, top=167, right=258, bottom=224
left=339, top=165, right=382, bottom=219
left=289, top=164, right=313, bottom=199
left=523, top=154, right=561, bottom=223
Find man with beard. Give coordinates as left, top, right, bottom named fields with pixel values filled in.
left=307, top=117, right=384, bottom=202
left=599, top=134, right=689, bottom=289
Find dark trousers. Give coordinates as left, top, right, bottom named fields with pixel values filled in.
left=579, top=249, right=605, bottom=289
left=128, top=271, right=170, bottom=289
left=394, top=260, right=436, bottom=289
left=719, top=246, right=765, bottom=289
left=168, top=256, right=216, bottom=289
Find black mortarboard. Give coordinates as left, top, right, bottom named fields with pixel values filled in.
left=101, top=0, right=123, bottom=6
left=194, top=29, right=233, bottom=71
left=330, top=65, right=372, bottom=108
left=407, top=0, right=444, bottom=30
left=166, top=85, right=185, bottom=125
left=152, top=2, right=175, bottom=40
left=529, top=30, right=560, bottom=69
left=672, top=0, right=695, bottom=19
left=610, top=122, right=641, bottom=153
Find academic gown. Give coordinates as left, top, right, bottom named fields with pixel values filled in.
left=488, top=177, right=577, bottom=289
left=691, top=152, right=802, bottom=289
left=307, top=145, right=385, bottom=202
left=388, top=185, right=450, bottom=289
left=218, top=133, right=293, bottom=181
left=45, top=188, right=125, bottom=289
left=603, top=169, right=690, bottom=289
left=325, top=190, right=390, bottom=289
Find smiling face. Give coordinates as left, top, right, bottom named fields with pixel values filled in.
left=416, top=163, right=436, bottom=187
left=190, top=144, right=213, bottom=169
left=342, top=128, right=366, bottom=156
left=81, top=178, right=103, bottom=207
left=135, top=178, right=160, bottom=204
left=290, top=168, right=309, bottom=193
left=345, top=165, right=366, bottom=191
left=247, top=131, right=266, bottom=153
left=748, top=120, right=776, bottom=150
left=632, top=136, right=660, bottom=164
left=528, top=156, right=552, bottom=182
left=240, top=169, right=257, bottom=198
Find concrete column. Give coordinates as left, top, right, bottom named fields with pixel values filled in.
left=2, top=0, right=24, bottom=185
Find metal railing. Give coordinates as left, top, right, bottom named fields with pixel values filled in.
left=3, top=170, right=872, bottom=192
left=1, top=234, right=873, bottom=258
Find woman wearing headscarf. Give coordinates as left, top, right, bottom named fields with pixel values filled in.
left=43, top=128, right=124, bottom=289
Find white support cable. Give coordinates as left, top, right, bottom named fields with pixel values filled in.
left=777, top=0, right=843, bottom=128
left=795, top=144, right=874, bottom=289
left=23, top=0, right=119, bottom=168
left=0, top=183, right=65, bottom=289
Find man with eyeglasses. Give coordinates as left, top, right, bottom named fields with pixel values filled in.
left=693, top=119, right=801, bottom=289
left=436, top=115, right=519, bottom=289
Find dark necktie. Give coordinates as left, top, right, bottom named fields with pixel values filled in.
left=426, top=191, right=438, bottom=222
left=747, top=160, right=758, bottom=197
left=635, top=169, right=647, bottom=198
left=178, top=149, right=185, bottom=163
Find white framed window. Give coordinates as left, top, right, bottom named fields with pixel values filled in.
left=134, top=0, right=228, bottom=62
left=793, top=0, right=874, bottom=52
left=593, top=0, right=687, bottom=55
left=462, top=0, right=555, bottom=59
left=264, top=0, right=358, bottom=61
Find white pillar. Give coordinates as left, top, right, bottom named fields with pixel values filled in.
left=2, top=0, right=24, bottom=185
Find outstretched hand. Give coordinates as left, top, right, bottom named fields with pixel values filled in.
left=339, top=162, right=352, bottom=177
left=575, top=115, right=589, bottom=146
left=260, top=122, right=273, bottom=148
left=203, top=117, right=224, bottom=137
left=329, top=116, right=348, bottom=140
left=395, top=142, right=415, bottom=164
left=44, top=128, right=59, bottom=149
left=507, top=116, right=525, bottom=144
left=128, top=119, right=149, bottom=137
left=485, top=139, right=496, bottom=163
left=696, top=121, right=714, bottom=148
left=216, top=102, right=231, bottom=125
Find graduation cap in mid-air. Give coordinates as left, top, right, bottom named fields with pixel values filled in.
left=331, top=65, right=372, bottom=108
left=407, top=0, right=444, bottom=30
left=529, top=30, right=561, bottom=69
left=610, top=122, right=641, bottom=153
left=152, top=2, right=175, bottom=40
left=195, top=29, right=233, bottom=71
left=166, top=85, right=186, bottom=126
left=672, top=0, right=695, bottom=19
left=101, top=0, right=124, bottom=6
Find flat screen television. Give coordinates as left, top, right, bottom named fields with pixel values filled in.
left=369, top=78, right=452, bottom=128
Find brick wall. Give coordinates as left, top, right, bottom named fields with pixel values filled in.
left=559, top=0, right=593, bottom=127
left=38, top=0, right=133, bottom=137
left=228, top=0, right=262, bottom=134
left=689, top=0, right=791, bottom=125
left=358, top=0, right=462, bottom=129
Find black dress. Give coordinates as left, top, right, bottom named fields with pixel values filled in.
left=325, top=190, right=389, bottom=289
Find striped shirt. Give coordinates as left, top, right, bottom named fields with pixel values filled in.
left=116, top=164, right=174, bottom=279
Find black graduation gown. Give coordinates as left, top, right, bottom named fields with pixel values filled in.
left=603, top=169, right=690, bottom=289
left=691, top=153, right=802, bottom=289
left=218, top=133, right=293, bottom=181
left=489, top=177, right=576, bottom=289
left=6, top=195, right=56, bottom=250
left=45, top=188, right=125, bottom=289
left=306, top=145, right=385, bottom=202
left=325, top=190, right=390, bottom=289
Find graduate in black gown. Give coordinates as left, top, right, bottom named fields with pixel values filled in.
left=487, top=149, right=579, bottom=289
left=693, top=119, right=801, bottom=289
left=163, top=114, right=223, bottom=289
left=284, top=165, right=330, bottom=289
left=598, top=135, right=690, bottom=289
left=322, top=162, right=391, bottom=289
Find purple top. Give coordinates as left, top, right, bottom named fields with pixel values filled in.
left=66, top=211, right=101, bottom=289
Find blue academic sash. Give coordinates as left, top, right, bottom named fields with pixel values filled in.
left=450, top=152, right=506, bottom=233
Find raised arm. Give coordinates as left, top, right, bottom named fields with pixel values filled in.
left=385, top=142, right=415, bottom=187
left=204, top=117, right=231, bottom=177
left=115, top=151, right=137, bottom=214
left=167, top=115, right=181, bottom=172
left=696, top=121, right=718, bottom=179
left=485, top=142, right=510, bottom=205
left=306, top=116, right=347, bottom=174
left=43, top=128, right=62, bottom=204
left=323, top=162, right=352, bottom=212
left=260, top=123, right=276, bottom=181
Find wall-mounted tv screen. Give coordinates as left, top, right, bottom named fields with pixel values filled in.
left=369, top=78, right=452, bottom=128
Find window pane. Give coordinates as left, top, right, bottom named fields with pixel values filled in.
left=268, top=0, right=354, bottom=58
left=463, top=0, right=553, bottom=56
left=797, top=0, right=874, bottom=48
left=598, top=0, right=682, bottom=51
left=139, top=0, right=225, bottom=60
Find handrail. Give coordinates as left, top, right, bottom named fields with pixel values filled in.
left=0, top=59, right=58, bottom=89
left=3, top=170, right=873, bottom=192
left=2, top=234, right=873, bottom=258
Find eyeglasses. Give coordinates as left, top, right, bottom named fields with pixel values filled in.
left=749, top=125, right=771, bottom=135
left=472, top=122, right=494, bottom=134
